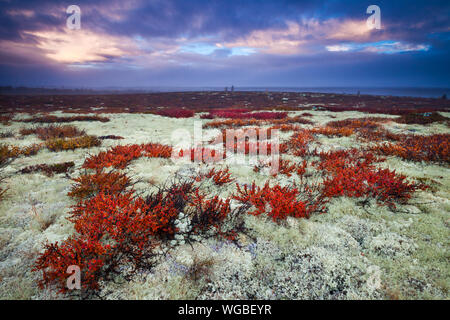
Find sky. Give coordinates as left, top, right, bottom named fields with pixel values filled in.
left=0, top=0, right=449, bottom=88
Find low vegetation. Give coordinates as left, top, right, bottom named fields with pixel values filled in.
left=0, top=95, right=448, bottom=300
left=20, top=161, right=75, bottom=177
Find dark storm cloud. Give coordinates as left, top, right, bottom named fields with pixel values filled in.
left=0, top=0, right=448, bottom=87
left=2, top=0, right=448, bottom=41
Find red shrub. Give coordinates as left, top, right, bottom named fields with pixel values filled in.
left=35, top=191, right=161, bottom=293
left=296, top=159, right=308, bottom=179
left=68, top=171, right=131, bottom=200
left=203, top=115, right=311, bottom=129
left=275, top=159, right=297, bottom=177
left=310, top=126, right=354, bottom=137
left=155, top=108, right=194, bottom=118
left=189, top=190, right=231, bottom=235
left=369, top=134, right=450, bottom=163
left=203, top=109, right=287, bottom=120
left=205, top=167, right=234, bottom=185
left=315, top=148, right=380, bottom=174
left=83, top=143, right=172, bottom=171
left=0, top=115, right=12, bottom=125
left=83, top=145, right=142, bottom=170
left=141, top=143, right=172, bottom=158
left=20, top=125, right=85, bottom=140
left=322, top=165, right=426, bottom=207
left=233, top=182, right=314, bottom=221
left=33, top=236, right=112, bottom=293
left=286, top=130, right=314, bottom=157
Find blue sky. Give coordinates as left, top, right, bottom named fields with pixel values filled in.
left=0, top=0, right=449, bottom=87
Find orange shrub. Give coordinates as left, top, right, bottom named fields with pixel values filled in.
left=0, top=143, right=42, bottom=165
left=83, top=143, right=172, bottom=171
left=141, top=143, right=172, bottom=158
left=369, top=134, right=450, bottom=163
left=83, top=144, right=142, bottom=170
left=310, top=126, right=354, bottom=137
left=269, top=124, right=301, bottom=132
left=286, top=130, right=314, bottom=157
left=327, top=117, right=388, bottom=129
left=0, top=144, right=21, bottom=165
left=68, top=171, right=131, bottom=200
left=20, top=143, right=42, bottom=156
left=45, top=135, right=101, bottom=152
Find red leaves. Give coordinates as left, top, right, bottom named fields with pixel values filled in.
left=33, top=237, right=110, bottom=293
left=286, top=130, right=313, bottom=157
left=20, top=125, right=85, bottom=140
left=370, top=134, right=450, bottom=163
left=190, top=189, right=231, bottom=234
left=83, top=144, right=142, bottom=170
left=35, top=189, right=178, bottom=292
left=68, top=171, right=131, bottom=200
left=296, top=159, right=308, bottom=178
left=274, top=158, right=297, bottom=177
left=34, top=159, right=240, bottom=293
left=203, top=115, right=312, bottom=129
left=310, top=126, right=354, bottom=137
left=155, top=108, right=194, bottom=118
left=315, top=148, right=380, bottom=174
left=83, top=143, right=173, bottom=171
left=322, top=165, right=425, bottom=207
left=202, top=109, right=288, bottom=120
left=141, top=143, right=173, bottom=158
left=313, top=147, right=422, bottom=206
left=205, top=167, right=235, bottom=185
left=233, top=182, right=311, bottom=221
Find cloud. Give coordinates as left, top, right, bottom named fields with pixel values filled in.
left=22, top=29, right=141, bottom=64
left=219, top=18, right=377, bottom=55
left=326, top=45, right=351, bottom=52
left=326, top=41, right=431, bottom=54
left=0, top=0, right=448, bottom=87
